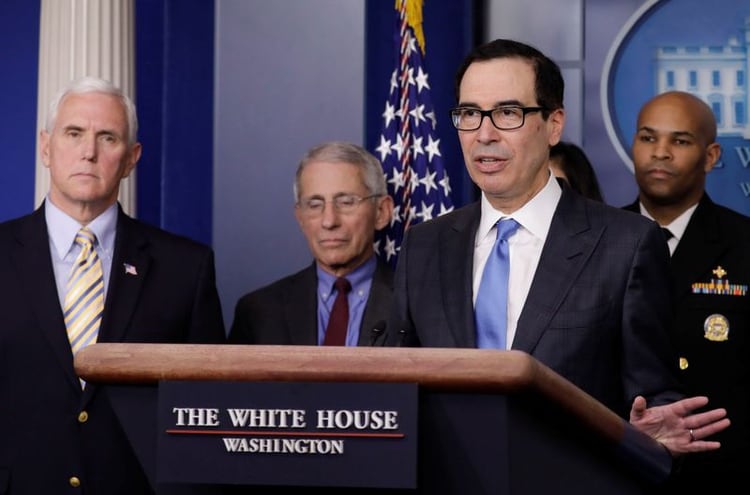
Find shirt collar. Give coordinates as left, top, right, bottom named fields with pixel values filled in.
left=45, top=198, right=118, bottom=258
left=316, top=255, right=377, bottom=298
left=477, top=172, right=562, bottom=245
left=639, top=201, right=697, bottom=242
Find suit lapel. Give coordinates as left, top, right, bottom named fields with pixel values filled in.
left=440, top=203, right=481, bottom=347
left=284, top=264, right=319, bottom=345
left=625, top=195, right=727, bottom=299
left=12, top=207, right=81, bottom=391
left=513, top=190, right=603, bottom=353
left=358, top=260, right=394, bottom=346
left=671, top=196, right=727, bottom=299
left=99, top=211, right=151, bottom=344
left=623, top=200, right=639, bottom=215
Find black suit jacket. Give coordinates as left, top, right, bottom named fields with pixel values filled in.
left=625, top=194, right=750, bottom=489
left=388, top=186, right=684, bottom=417
left=0, top=205, right=225, bottom=495
left=229, top=259, right=393, bottom=346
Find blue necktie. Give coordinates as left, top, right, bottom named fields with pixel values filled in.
left=475, top=218, right=520, bottom=349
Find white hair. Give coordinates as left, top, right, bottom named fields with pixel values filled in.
left=45, top=76, right=138, bottom=146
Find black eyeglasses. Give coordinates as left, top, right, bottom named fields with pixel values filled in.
left=297, top=194, right=381, bottom=217
left=449, top=106, right=546, bottom=131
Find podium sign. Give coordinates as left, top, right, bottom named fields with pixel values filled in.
left=156, top=381, right=418, bottom=488
left=76, top=344, right=673, bottom=494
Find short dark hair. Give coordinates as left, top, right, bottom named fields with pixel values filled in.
left=454, top=39, right=564, bottom=119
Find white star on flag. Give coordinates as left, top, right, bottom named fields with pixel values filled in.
left=372, top=0, right=453, bottom=268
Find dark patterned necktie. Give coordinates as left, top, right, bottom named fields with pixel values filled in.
left=323, top=277, right=352, bottom=346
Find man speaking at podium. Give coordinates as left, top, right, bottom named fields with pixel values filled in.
left=387, top=39, right=729, bottom=457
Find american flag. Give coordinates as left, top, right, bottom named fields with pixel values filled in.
left=373, top=0, right=453, bottom=269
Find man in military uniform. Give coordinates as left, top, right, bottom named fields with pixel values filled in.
left=625, top=91, right=750, bottom=491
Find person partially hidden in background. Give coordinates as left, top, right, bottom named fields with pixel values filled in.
left=548, top=140, right=604, bottom=202
left=625, top=90, right=749, bottom=492
left=386, top=38, right=730, bottom=459
left=0, top=76, right=225, bottom=494
left=229, top=141, right=394, bottom=347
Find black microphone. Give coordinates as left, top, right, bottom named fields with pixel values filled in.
left=398, top=319, right=414, bottom=347
left=370, top=320, right=386, bottom=346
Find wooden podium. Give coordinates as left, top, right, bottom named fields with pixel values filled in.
left=75, top=344, right=672, bottom=494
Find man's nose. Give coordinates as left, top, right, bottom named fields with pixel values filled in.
left=81, top=135, right=98, bottom=161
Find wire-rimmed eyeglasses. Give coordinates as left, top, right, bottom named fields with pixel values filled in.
left=449, top=106, right=546, bottom=131
left=297, top=194, right=381, bottom=217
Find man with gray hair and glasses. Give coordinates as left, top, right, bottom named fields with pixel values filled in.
left=229, top=141, right=394, bottom=347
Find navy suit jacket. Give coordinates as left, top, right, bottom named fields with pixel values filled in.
left=625, top=194, right=750, bottom=488
left=388, top=186, right=684, bottom=417
left=229, top=259, right=393, bottom=346
left=0, top=205, right=225, bottom=495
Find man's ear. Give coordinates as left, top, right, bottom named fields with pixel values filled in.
left=547, top=108, right=566, bottom=147
left=122, top=142, right=142, bottom=178
left=374, top=195, right=395, bottom=231
left=40, top=130, right=51, bottom=168
left=293, top=203, right=305, bottom=229
left=704, top=142, right=721, bottom=173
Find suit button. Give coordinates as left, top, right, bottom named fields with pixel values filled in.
left=78, top=411, right=89, bottom=423
left=679, top=357, right=688, bottom=370
left=69, top=476, right=81, bottom=487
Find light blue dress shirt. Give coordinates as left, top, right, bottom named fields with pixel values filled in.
left=316, top=255, right=376, bottom=346
left=45, top=199, right=117, bottom=310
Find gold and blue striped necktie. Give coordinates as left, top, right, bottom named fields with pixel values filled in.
left=64, top=228, right=104, bottom=355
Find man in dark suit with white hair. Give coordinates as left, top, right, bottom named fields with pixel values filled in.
left=0, top=76, right=225, bottom=494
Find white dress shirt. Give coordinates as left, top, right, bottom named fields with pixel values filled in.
left=639, top=202, right=697, bottom=256
left=473, top=173, right=562, bottom=348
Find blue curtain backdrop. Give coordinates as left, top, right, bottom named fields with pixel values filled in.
left=0, top=0, right=41, bottom=221
left=135, top=0, right=215, bottom=246
left=0, top=0, right=214, bottom=246
left=365, top=0, right=481, bottom=209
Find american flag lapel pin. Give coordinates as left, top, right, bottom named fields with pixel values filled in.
left=123, top=263, right=138, bottom=276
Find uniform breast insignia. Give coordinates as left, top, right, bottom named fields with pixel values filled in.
left=704, top=313, right=730, bottom=342
left=691, top=265, right=748, bottom=296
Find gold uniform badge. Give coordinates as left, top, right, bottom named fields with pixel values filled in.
left=703, top=313, right=730, bottom=342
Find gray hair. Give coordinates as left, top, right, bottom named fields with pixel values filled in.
left=45, top=76, right=138, bottom=146
left=293, top=141, right=387, bottom=202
